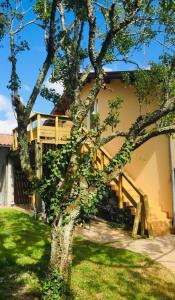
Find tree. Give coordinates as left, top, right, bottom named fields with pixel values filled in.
left=1, top=0, right=175, bottom=299
left=1, top=0, right=58, bottom=179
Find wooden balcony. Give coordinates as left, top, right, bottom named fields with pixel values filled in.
left=12, top=113, right=72, bottom=151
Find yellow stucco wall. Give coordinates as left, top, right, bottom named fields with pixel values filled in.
left=81, top=79, right=173, bottom=218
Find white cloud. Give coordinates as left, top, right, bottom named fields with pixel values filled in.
left=0, top=94, right=11, bottom=112
left=103, top=66, right=114, bottom=72
left=22, top=84, right=31, bottom=92
left=45, top=78, right=64, bottom=95
left=0, top=94, right=17, bottom=134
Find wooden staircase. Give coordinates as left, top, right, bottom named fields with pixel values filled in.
left=84, top=144, right=171, bottom=238
left=12, top=113, right=171, bottom=237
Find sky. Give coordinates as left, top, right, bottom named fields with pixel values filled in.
left=0, top=1, right=166, bottom=134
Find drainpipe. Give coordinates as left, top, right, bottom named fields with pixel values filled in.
left=169, top=137, right=175, bottom=226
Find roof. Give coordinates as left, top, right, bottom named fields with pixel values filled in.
left=52, top=70, right=135, bottom=115
left=0, top=134, right=13, bottom=147
left=87, top=70, right=135, bottom=81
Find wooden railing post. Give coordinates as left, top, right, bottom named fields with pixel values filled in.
left=34, top=141, right=43, bottom=213
left=14, top=129, right=18, bottom=150
left=118, top=173, right=123, bottom=208
left=132, top=202, right=142, bottom=238
left=141, top=195, right=145, bottom=237
left=35, top=141, right=43, bottom=179
left=12, top=130, right=15, bottom=150
left=30, top=119, right=33, bottom=142
left=101, top=153, right=104, bottom=170
left=31, top=193, right=36, bottom=210
left=55, top=116, right=58, bottom=144
left=37, top=113, right=41, bottom=143
left=144, top=195, right=154, bottom=238
left=93, top=151, right=97, bottom=169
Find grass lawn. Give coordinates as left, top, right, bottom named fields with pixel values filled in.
left=0, top=209, right=175, bottom=300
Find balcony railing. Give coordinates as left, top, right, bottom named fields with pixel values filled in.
left=12, top=113, right=72, bottom=151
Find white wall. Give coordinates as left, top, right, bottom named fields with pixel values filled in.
left=0, top=148, right=14, bottom=206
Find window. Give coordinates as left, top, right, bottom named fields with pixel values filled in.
left=88, top=99, right=98, bottom=129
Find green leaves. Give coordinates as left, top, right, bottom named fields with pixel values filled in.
left=33, top=0, right=52, bottom=26
left=40, top=86, right=62, bottom=105
left=15, top=40, right=30, bottom=54
left=7, top=72, right=21, bottom=91
left=42, top=268, right=63, bottom=300
left=104, top=97, right=123, bottom=129
left=64, top=0, right=88, bottom=21
left=0, top=14, right=6, bottom=40
left=131, top=62, right=175, bottom=105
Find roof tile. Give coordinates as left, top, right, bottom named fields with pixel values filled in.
left=0, top=134, right=13, bottom=147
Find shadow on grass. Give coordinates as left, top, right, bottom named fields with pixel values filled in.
left=1, top=209, right=175, bottom=300
left=72, top=237, right=175, bottom=300
left=0, top=209, right=50, bottom=300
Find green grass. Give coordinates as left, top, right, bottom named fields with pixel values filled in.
left=0, top=209, right=175, bottom=300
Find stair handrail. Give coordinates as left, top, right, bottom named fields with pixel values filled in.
left=82, top=135, right=153, bottom=238
left=122, top=171, right=145, bottom=197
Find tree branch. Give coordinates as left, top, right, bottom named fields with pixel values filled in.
left=94, top=1, right=109, bottom=11
left=105, top=58, right=141, bottom=69
left=86, top=0, right=97, bottom=69
left=133, top=125, right=175, bottom=150
left=129, top=96, right=175, bottom=137
left=154, top=38, right=175, bottom=53
left=58, top=2, right=67, bottom=31
left=98, top=131, right=127, bottom=147
left=26, top=0, right=58, bottom=115
left=13, top=19, right=38, bottom=34
left=96, top=1, right=145, bottom=67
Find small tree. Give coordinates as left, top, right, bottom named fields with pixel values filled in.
left=1, top=1, right=175, bottom=299
left=1, top=0, right=58, bottom=179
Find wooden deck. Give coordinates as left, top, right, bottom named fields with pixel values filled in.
left=12, top=113, right=72, bottom=150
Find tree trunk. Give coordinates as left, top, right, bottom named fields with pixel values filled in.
left=50, top=217, right=62, bottom=269
left=18, top=126, right=35, bottom=181
left=49, top=210, right=79, bottom=300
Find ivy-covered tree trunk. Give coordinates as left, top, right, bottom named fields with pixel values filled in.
left=46, top=210, right=79, bottom=300
left=18, top=127, right=34, bottom=181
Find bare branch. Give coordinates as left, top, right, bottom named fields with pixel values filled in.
left=94, top=1, right=109, bottom=11
left=129, top=96, right=175, bottom=137
left=79, top=66, right=92, bottom=87
left=58, top=2, right=67, bottom=31
left=13, top=19, right=38, bottom=34
left=26, top=0, right=58, bottom=114
left=105, top=58, right=141, bottom=69
left=134, top=125, right=175, bottom=150
left=77, top=21, right=84, bottom=53
left=73, top=70, right=105, bottom=128
left=98, top=131, right=128, bottom=147
left=86, top=0, right=97, bottom=68
left=154, top=38, right=175, bottom=53
left=96, top=2, right=146, bottom=66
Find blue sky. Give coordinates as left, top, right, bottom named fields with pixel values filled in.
left=0, top=17, right=55, bottom=133
left=0, top=1, right=165, bottom=133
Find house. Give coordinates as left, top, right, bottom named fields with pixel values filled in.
left=0, top=134, right=14, bottom=206
left=3, top=71, right=175, bottom=236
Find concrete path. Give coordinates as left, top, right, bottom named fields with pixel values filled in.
left=76, top=219, right=175, bottom=274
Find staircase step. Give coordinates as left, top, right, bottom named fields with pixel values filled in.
left=149, top=212, right=168, bottom=219
left=151, top=227, right=170, bottom=237
left=130, top=207, right=136, bottom=215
